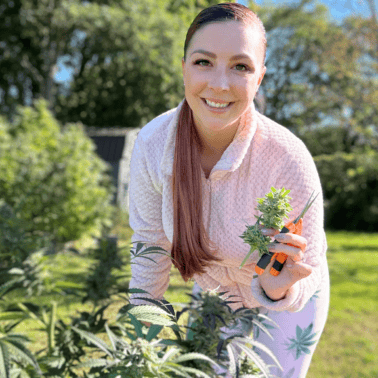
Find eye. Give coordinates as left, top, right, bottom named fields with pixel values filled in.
left=194, top=59, right=250, bottom=71
left=194, top=59, right=211, bottom=67
left=235, top=64, right=249, bottom=71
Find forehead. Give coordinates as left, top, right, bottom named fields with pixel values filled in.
left=188, top=20, right=263, bottom=61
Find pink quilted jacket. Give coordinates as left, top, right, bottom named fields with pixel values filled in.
left=128, top=99, right=328, bottom=313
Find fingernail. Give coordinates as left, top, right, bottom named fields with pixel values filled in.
left=274, top=234, right=284, bottom=241
left=286, top=263, right=293, bottom=268
left=261, top=229, right=270, bottom=235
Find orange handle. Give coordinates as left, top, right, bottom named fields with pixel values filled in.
left=269, top=218, right=303, bottom=275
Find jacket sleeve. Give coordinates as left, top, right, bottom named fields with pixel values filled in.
left=250, top=137, right=328, bottom=312
left=127, top=133, right=173, bottom=306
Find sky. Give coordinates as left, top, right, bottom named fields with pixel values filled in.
left=55, top=0, right=376, bottom=84
left=239, top=0, right=375, bottom=20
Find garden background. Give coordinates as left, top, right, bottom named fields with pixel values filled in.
left=0, top=0, right=377, bottom=377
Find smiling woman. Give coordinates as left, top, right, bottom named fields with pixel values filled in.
left=128, top=3, right=330, bottom=378
left=182, top=19, right=266, bottom=157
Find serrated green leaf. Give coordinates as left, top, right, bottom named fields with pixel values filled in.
left=146, top=324, right=163, bottom=341
left=129, top=305, right=174, bottom=318
left=233, top=337, right=283, bottom=372
left=175, top=366, right=213, bottom=378
left=161, top=347, right=181, bottom=363
left=0, top=342, right=10, bottom=378
left=71, top=327, right=112, bottom=357
left=127, top=312, right=144, bottom=338
left=130, top=313, right=175, bottom=326
left=172, top=352, right=218, bottom=365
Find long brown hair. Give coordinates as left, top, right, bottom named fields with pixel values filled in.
left=171, top=3, right=267, bottom=281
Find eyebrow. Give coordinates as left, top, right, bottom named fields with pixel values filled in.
left=190, top=49, right=253, bottom=63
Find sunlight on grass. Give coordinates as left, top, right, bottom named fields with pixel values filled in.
left=307, top=231, right=378, bottom=378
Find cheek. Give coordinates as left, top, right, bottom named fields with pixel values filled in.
left=186, top=73, right=207, bottom=93
left=244, top=80, right=260, bottom=98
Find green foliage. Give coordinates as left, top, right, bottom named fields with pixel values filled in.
left=256, top=187, right=293, bottom=230
left=83, top=234, right=128, bottom=305
left=1, top=251, right=52, bottom=295
left=239, top=224, right=271, bottom=262
left=73, top=286, right=279, bottom=378
left=314, top=149, right=378, bottom=231
left=0, top=199, right=52, bottom=272
left=0, top=0, right=223, bottom=127
left=0, top=280, right=43, bottom=378
left=0, top=99, right=116, bottom=252
left=75, top=329, right=217, bottom=378
left=171, top=288, right=277, bottom=376
left=54, top=0, right=187, bottom=128
left=257, top=0, right=378, bottom=154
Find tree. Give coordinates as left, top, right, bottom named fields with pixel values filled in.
left=0, top=0, right=76, bottom=120
left=250, top=0, right=378, bottom=155
left=0, top=0, right=221, bottom=128
left=54, top=0, right=222, bottom=128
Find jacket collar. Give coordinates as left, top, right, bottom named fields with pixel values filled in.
left=161, top=98, right=258, bottom=176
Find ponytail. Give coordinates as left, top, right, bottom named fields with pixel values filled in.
left=171, top=99, right=222, bottom=281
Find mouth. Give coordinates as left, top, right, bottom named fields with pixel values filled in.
left=201, top=98, right=234, bottom=111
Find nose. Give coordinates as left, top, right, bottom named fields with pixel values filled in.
left=208, top=67, right=230, bottom=91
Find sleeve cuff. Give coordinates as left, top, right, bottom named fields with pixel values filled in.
left=250, top=277, right=301, bottom=312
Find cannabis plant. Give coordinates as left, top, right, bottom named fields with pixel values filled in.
left=83, top=234, right=128, bottom=304
left=74, top=321, right=217, bottom=378
left=240, top=187, right=292, bottom=267
left=256, top=187, right=293, bottom=230
left=172, top=288, right=281, bottom=377
left=0, top=278, right=43, bottom=378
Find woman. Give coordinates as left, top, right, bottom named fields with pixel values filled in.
left=128, top=3, right=330, bottom=377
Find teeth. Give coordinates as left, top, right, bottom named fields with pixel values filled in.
left=205, top=99, right=230, bottom=108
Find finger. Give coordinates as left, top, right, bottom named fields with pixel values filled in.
left=268, top=242, right=304, bottom=261
left=259, top=226, right=280, bottom=237
left=273, top=233, right=307, bottom=251
left=285, top=261, right=313, bottom=278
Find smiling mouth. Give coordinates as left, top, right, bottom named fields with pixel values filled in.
left=201, top=98, right=234, bottom=109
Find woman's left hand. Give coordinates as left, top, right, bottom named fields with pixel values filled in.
left=257, top=228, right=313, bottom=300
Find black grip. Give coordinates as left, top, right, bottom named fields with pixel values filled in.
left=256, top=252, right=274, bottom=270
left=257, top=226, right=291, bottom=272
left=271, top=259, right=284, bottom=272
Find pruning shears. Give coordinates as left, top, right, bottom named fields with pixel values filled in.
left=255, top=191, right=319, bottom=276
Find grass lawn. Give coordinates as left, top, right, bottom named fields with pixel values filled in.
left=307, top=231, right=378, bottom=378
left=7, top=211, right=378, bottom=378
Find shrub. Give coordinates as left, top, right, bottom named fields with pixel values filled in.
left=0, top=199, right=51, bottom=272
left=314, top=149, right=378, bottom=231
left=0, top=99, right=116, bottom=252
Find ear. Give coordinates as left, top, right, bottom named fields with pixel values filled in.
left=257, top=65, right=266, bottom=87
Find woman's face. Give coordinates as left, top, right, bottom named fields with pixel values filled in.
left=182, top=20, right=266, bottom=147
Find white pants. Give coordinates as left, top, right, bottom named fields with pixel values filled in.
left=191, top=260, right=330, bottom=378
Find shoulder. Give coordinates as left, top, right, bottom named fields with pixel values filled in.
left=136, top=106, right=178, bottom=144
left=255, top=112, right=313, bottom=164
